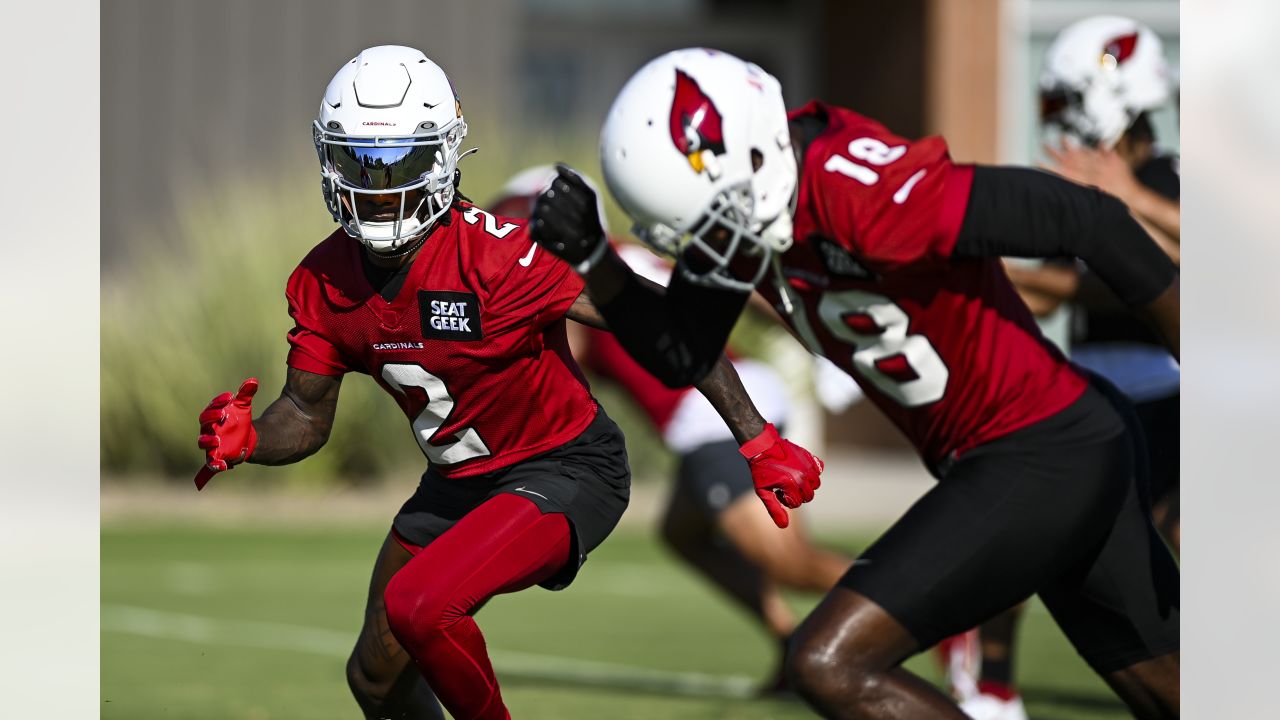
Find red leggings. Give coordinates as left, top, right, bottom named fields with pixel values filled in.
left=383, top=493, right=572, bottom=720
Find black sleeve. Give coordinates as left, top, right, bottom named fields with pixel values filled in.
left=592, top=267, right=749, bottom=388
left=1135, top=154, right=1180, bottom=201
left=953, top=166, right=1177, bottom=307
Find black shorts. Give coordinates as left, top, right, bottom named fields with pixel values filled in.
left=392, top=405, right=631, bottom=591
left=1134, top=392, right=1179, bottom=501
left=675, top=438, right=757, bottom=515
left=842, top=377, right=1180, bottom=673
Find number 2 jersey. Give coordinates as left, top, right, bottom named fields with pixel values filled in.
left=764, top=101, right=1087, bottom=470
left=284, top=204, right=598, bottom=478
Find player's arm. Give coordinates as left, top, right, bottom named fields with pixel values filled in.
left=250, top=368, right=342, bottom=465
left=954, top=166, right=1179, bottom=358
left=566, top=291, right=821, bottom=528
left=1002, top=261, right=1081, bottom=317
left=533, top=164, right=749, bottom=387
left=695, top=352, right=824, bottom=528
left=586, top=252, right=749, bottom=387
left=566, top=290, right=764, bottom=441
left=1131, top=206, right=1180, bottom=264
left=1123, top=186, right=1180, bottom=246
left=1043, top=142, right=1181, bottom=246
left=193, top=368, right=342, bottom=489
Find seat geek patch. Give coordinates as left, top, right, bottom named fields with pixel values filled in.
left=419, top=291, right=483, bottom=341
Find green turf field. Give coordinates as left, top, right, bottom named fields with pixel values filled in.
left=102, top=524, right=1129, bottom=719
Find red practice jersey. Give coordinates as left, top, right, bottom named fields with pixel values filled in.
left=764, top=102, right=1086, bottom=467
left=285, top=204, right=597, bottom=478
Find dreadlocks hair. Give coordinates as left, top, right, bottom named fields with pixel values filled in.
left=452, top=168, right=474, bottom=206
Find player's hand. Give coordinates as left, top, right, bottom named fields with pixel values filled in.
left=530, top=164, right=608, bottom=273
left=739, top=423, right=824, bottom=529
left=1042, top=140, right=1139, bottom=202
left=194, top=378, right=260, bottom=491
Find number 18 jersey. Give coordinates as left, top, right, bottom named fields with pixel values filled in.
left=763, top=102, right=1086, bottom=469
left=284, top=204, right=597, bottom=478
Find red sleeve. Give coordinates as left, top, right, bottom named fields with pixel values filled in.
left=531, top=255, right=586, bottom=328
left=284, top=266, right=350, bottom=376
left=814, top=127, right=974, bottom=267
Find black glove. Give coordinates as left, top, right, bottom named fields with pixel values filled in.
left=530, top=164, right=609, bottom=272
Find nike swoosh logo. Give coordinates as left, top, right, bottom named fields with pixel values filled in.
left=893, top=169, right=927, bottom=205
left=514, top=486, right=549, bottom=501
left=518, top=243, right=537, bottom=267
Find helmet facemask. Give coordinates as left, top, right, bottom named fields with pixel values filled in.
left=1040, top=84, right=1098, bottom=147
left=599, top=49, right=799, bottom=295
left=1039, top=81, right=1130, bottom=149
left=636, top=147, right=795, bottom=294
left=314, top=118, right=467, bottom=254
left=1038, top=18, right=1172, bottom=151
left=634, top=179, right=768, bottom=293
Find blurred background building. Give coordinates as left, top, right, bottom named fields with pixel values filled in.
left=102, top=0, right=1179, bottom=480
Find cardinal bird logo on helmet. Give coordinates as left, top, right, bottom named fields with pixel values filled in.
left=669, top=69, right=726, bottom=175
left=1102, top=32, right=1139, bottom=66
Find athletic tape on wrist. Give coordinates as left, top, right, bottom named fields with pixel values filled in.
left=574, top=234, right=611, bottom=275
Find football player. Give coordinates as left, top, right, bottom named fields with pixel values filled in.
left=944, top=18, right=1183, bottom=720
left=490, top=166, right=853, bottom=694
left=192, top=46, right=823, bottom=720
left=531, top=48, right=1180, bottom=719
left=1040, top=16, right=1181, bottom=551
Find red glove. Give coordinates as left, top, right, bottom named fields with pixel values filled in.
left=739, top=423, right=824, bottom=529
left=194, top=378, right=260, bottom=491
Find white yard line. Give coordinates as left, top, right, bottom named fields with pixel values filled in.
left=101, top=604, right=758, bottom=699
left=102, top=604, right=351, bottom=656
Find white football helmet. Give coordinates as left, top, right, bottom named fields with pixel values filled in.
left=314, top=45, right=469, bottom=254
left=1040, top=16, right=1172, bottom=148
left=600, top=49, right=796, bottom=292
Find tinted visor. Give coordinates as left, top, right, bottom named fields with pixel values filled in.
left=328, top=139, right=443, bottom=190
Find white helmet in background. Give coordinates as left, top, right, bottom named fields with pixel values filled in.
left=600, top=48, right=796, bottom=292
left=314, top=45, right=469, bottom=254
left=1040, top=16, right=1172, bottom=148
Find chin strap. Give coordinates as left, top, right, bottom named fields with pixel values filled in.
left=371, top=230, right=429, bottom=260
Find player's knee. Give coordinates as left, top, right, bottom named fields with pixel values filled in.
left=383, top=572, right=415, bottom=639
left=786, top=632, right=843, bottom=698
left=383, top=571, right=449, bottom=646
left=786, top=631, right=883, bottom=706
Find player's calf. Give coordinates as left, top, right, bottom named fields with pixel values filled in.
left=346, top=650, right=443, bottom=720
left=347, top=533, right=445, bottom=719
left=345, top=649, right=391, bottom=717
left=382, top=494, right=573, bottom=720
left=1102, top=653, right=1180, bottom=720
left=382, top=559, right=511, bottom=720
